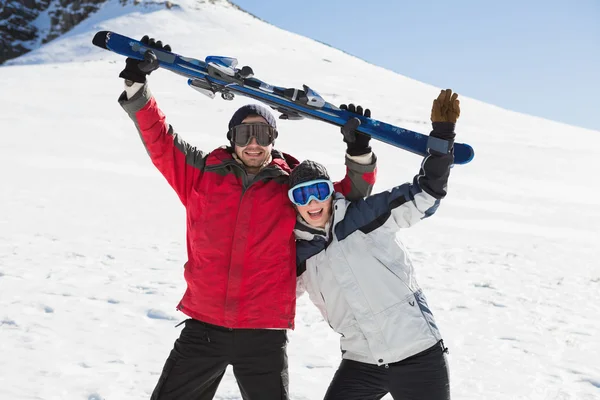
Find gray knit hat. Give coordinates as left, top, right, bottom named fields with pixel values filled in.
left=289, top=160, right=330, bottom=188
left=228, top=104, right=277, bottom=130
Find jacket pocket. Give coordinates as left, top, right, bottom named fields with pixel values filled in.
left=187, top=185, right=207, bottom=255
left=376, top=293, right=439, bottom=353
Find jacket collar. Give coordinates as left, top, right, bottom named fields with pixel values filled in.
left=205, top=147, right=299, bottom=178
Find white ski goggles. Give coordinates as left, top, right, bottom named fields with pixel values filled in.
left=288, top=179, right=334, bottom=206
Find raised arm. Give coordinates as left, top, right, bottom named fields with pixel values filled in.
left=335, top=89, right=460, bottom=236
left=333, top=104, right=377, bottom=200
left=117, top=36, right=207, bottom=206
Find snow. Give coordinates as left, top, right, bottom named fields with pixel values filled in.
left=1, top=0, right=600, bottom=399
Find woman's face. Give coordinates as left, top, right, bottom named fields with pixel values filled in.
left=296, top=197, right=333, bottom=229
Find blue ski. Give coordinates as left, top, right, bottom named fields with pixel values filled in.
left=92, top=31, right=474, bottom=164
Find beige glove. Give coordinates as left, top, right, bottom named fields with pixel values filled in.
left=431, top=89, right=460, bottom=123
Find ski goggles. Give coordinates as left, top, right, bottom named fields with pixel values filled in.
left=228, top=123, right=278, bottom=147
left=288, top=179, right=335, bottom=206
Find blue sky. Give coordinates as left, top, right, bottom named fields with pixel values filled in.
left=232, top=0, right=600, bottom=131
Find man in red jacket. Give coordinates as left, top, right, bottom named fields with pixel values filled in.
left=118, top=37, right=377, bottom=400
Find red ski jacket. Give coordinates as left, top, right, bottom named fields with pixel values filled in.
left=120, top=84, right=377, bottom=329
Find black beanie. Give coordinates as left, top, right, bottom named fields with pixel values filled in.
left=289, top=160, right=330, bottom=188
left=228, top=104, right=277, bottom=130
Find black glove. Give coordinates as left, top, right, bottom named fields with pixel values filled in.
left=119, top=36, right=172, bottom=83
left=340, top=104, right=372, bottom=156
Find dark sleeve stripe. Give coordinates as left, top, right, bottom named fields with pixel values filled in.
left=296, top=260, right=306, bottom=277
left=171, top=126, right=207, bottom=170
left=358, top=211, right=392, bottom=235
left=423, top=199, right=441, bottom=219
left=356, top=191, right=415, bottom=234
left=335, top=183, right=420, bottom=240
left=296, top=238, right=328, bottom=265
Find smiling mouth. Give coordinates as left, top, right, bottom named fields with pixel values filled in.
left=306, top=209, right=324, bottom=219
left=244, top=150, right=262, bottom=157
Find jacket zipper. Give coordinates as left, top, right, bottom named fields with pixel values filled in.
left=224, top=163, right=283, bottom=322
left=224, top=164, right=249, bottom=323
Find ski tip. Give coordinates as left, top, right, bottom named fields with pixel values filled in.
left=92, top=31, right=110, bottom=49
left=454, top=143, right=475, bottom=165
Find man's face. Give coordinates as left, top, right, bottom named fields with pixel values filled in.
left=296, top=197, right=333, bottom=229
left=233, top=115, right=273, bottom=172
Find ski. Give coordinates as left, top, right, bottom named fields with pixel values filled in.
left=92, top=31, right=474, bottom=164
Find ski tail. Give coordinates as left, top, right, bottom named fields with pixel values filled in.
left=92, top=31, right=110, bottom=50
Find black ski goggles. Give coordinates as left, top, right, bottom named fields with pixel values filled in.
left=227, top=123, right=278, bottom=147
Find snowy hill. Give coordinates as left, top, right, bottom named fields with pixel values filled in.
left=1, top=1, right=599, bottom=399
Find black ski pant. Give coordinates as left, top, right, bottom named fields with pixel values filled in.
left=150, top=318, right=289, bottom=400
left=324, top=341, right=450, bottom=400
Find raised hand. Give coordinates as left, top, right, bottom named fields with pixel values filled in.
left=431, top=89, right=460, bottom=123
left=340, top=103, right=372, bottom=156
left=119, top=35, right=172, bottom=83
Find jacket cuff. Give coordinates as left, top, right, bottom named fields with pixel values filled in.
left=430, top=122, right=456, bottom=140
left=119, top=82, right=153, bottom=114
left=124, top=81, right=144, bottom=100
left=345, top=152, right=377, bottom=172
left=346, top=145, right=372, bottom=157
left=346, top=152, right=373, bottom=165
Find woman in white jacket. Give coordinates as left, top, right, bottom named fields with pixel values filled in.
left=290, top=90, right=460, bottom=400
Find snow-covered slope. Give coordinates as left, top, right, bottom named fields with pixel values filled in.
left=1, top=1, right=599, bottom=399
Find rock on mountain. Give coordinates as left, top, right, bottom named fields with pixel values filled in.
left=0, top=0, right=191, bottom=64
left=0, top=0, right=112, bottom=64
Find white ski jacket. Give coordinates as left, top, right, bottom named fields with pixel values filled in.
left=296, top=136, right=454, bottom=366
